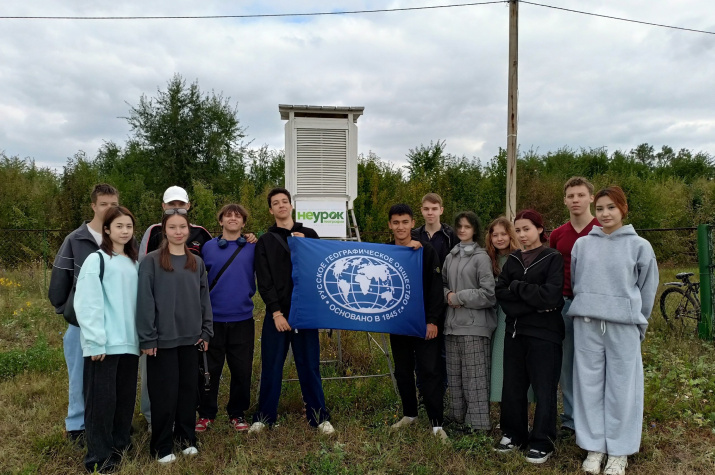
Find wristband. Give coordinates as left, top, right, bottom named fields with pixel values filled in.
left=273, top=313, right=284, bottom=320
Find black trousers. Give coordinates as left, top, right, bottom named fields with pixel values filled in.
left=500, top=334, right=562, bottom=452
left=197, top=319, right=255, bottom=420
left=415, top=332, right=448, bottom=390
left=83, top=354, right=138, bottom=473
left=147, top=345, right=198, bottom=458
left=390, top=334, right=445, bottom=427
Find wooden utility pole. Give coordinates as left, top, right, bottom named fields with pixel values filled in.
left=506, top=0, right=519, bottom=220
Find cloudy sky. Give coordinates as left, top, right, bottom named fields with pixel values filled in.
left=1, top=0, right=714, bottom=170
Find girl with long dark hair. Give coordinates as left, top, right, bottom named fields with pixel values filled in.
left=137, top=208, right=213, bottom=464
left=494, top=209, right=564, bottom=464
left=75, top=206, right=139, bottom=473
left=442, top=211, right=497, bottom=432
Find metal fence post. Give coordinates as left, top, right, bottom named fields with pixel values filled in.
left=696, top=224, right=713, bottom=340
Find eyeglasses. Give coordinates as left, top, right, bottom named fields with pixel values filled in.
left=164, top=208, right=188, bottom=216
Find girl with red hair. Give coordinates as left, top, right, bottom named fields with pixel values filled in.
left=493, top=209, right=565, bottom=464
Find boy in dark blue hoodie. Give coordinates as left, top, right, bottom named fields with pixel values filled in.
left=195, top=204, right=256, bottom=433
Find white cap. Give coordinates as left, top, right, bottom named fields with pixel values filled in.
left=163, top=186, right=189, bottom=204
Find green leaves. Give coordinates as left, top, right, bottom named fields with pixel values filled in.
left=123, top=73, right=247, bottom=195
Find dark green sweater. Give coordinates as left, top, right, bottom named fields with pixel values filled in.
left=137, top=251, right=213, bottom=349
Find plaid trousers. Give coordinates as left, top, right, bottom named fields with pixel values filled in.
left=445, top=334, right=491, bottom=430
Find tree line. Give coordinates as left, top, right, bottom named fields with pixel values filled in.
left=2, top=75, right=714, bottom=261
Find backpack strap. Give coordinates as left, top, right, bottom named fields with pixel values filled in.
left=209, top=244, right=245, bottom=292
left=96, top=251, right=105, bottom=283
left=268, top=231, right=291, bottom=254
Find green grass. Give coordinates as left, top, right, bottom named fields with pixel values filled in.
left=0, top=336, right=64, bottom=380
left=1, top=265, right=715, bottom=473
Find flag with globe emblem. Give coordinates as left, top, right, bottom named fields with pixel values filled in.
left=288, top=238, right=427, bottom=338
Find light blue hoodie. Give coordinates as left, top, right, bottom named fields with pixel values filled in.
left=567, top=224, right=659, bottom=340
left=75, top=250, right=140, bottom=357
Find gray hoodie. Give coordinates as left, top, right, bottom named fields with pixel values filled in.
left=442, top=243, right=497, bottom=337
left=567, top=224, right=658, bottom=340
left=136, top=251, right=213, bottom=349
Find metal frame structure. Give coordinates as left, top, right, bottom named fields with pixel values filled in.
left=276, top=104, right=398, bottom=393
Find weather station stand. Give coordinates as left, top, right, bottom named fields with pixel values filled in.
left=275, top=104, right=398, bottom=395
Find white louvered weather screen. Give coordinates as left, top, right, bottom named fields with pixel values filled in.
left=295, top=128, right=347, bottom=194
left=279, top=105, right=363, bottom=219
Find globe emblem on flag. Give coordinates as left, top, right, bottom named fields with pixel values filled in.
left=323, top=256, right=405, bottom=314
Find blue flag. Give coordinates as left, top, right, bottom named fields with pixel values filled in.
left=288, top=238, right=427, bottom=338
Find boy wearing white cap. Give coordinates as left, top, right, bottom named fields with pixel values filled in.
left=139, top=186, right=213, bottom=259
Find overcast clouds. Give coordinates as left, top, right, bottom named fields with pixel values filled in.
left=1, top=0, right=714, bottom=171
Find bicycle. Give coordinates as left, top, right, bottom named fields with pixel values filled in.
left=659, top=272, right=701, bottom=334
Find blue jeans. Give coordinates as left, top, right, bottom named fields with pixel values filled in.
left=63, top=324, right=85, bottom=431
left=560, top=297, right=575, bottom=430
left=139, top=354, right=151, bottom=424
left=253, top=321, right=329, bottom=427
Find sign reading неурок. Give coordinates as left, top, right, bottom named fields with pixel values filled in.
left=295, top=201, right=346, bottom=238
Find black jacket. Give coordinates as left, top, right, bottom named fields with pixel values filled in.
left=254, top=222, right=319, bottom=317
left=390, top=241, right=446, bottom=330
left=495, top=246, right=565, bottom=344
left=411, top=223, right=457, bottom=266
left=48, top=222, right=100, bottom=326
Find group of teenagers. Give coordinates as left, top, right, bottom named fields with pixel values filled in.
left=385, top=179, right=657, bottom=475
left=47, top=177, right=658, bottom=475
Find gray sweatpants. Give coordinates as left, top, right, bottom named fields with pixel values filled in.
left=559, top=297, right=575, bottom=430
left=573, top=317, right=643, bottom=456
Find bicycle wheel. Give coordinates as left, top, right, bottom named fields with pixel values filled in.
left=660, top=287, right=700, bottom=334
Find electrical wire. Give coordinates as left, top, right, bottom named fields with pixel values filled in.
left=0, top=2, right=507, bottom=20
left=520, top=1, right=715, bottom=36
left=2, top=1, right=712, bottom=36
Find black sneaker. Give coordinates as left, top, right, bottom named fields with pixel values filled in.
left=558, top=426, right=575, bottom=440
left=67, top=429, right=85, bottom=448
left=525, top=449, right=553, bottom=464
left=494, top=436, right=518, bottom=452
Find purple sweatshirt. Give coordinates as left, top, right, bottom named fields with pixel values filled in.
left=201, top=237, right=256, bottom=322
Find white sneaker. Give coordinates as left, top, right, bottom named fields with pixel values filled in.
left=157, top=453, right=176, bottom=464
left=603, top=455, right=628, bottom=475
left=582, top=451, right=605, bottom=474
left=433, top=428, right=449, bottom=444
left=248, top=421, right=266, bottom=434
left=182, top=446, right=198, bottom=456
left=494, top=436, right=517, bottom=452
left=317, top=421, right=336, bottom=435
left=391, top=416, right=417, bottom=430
